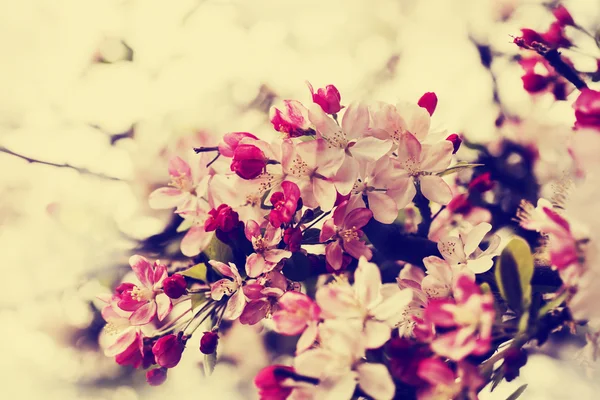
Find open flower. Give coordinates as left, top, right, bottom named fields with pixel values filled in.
left=149, top=156, right=211, bottom=210
left=416, top=358, right=484, bottom=400
left=175, top=200, right=214, bottom=257
left=269, top=181, right=301, bottom=228
left=320, top=201, right=373, bottom=270
left=281, top=138, right=345, bottom=211
left=270, top=100, right=313, bottom=138
left=116, top=255, right=173, bottom=326
left=245, top=220, right=292, bottom=277
left=272, top=291, right=321, bottom=353
left=209, top=260, right=246, bottom=320
left=239, top=270, right=288, bottom=325
left=437, top=222, right=500, bottom=274
left=99, top=296, right=143, bottom=363
left=393, top=132, right=454, bottom=205
left=369, top=100, right=432, bottom=144
left=316, top=257, right=413, bottom=349
left=425, top=275, right=495, bottom=361
left=218, top=131, right=259, bottom=157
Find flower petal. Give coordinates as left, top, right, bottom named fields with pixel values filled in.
left=223, top=290, right=247, bottom=321
left=463, top=222, right=492, bottom=256
left=364, top=320, right=392, bottom=349
left=180, top=226, right=213, bottom=257
left=354, top=257, right=382, bottom=308
left=325, top=241, right=344, bottom=271
left=420, top=175, right=452, bottom=205
left=148, top=187, right=189, bottom=210
left=155, top=294, right=172, bottom=321
left=245, top=253, right=268, bottom=278
left=357, top=362, right=395, bottom=400
left=366, top=192, right=398, bottom=224
left=129, top=301, right=157, bottom=326
left=129, top=255, right=153, bottom=288
left=313, top=178, right=337, bottom=212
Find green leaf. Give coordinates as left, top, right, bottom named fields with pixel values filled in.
left=191, top=293, right=207, bottom=311
left=282, top=252, right=311, bottom=281
left=438, top=162, right=484, bottom=177
left=480, top=282, right=492, bottom=294
left=203, top=236, right=234, bottom=264
left=506, top=384, right=528, bottom=400
left=494, top=237, right=534, bottom=315
left=203, top=351, right=217, bottom=376
left=179, top=264, right=208, bottom=281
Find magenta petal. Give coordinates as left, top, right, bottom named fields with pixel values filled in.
left=239, top=300, right=269, bottom=325
left=245, top=219, right=261, bottom=241
left=129, top=301, right=157, bottom=326
left=343, top=208, right=373, bottom=229
left=155, top=294, right=172, bottom=321
left=343, top=239, right=372, bottom=261
left=417, top=358, right=455, bottom=386
left=129, top=255, right=153, bottom=288
left=325, top=241, right=344, bottom=271
left=320, top=218, right=337, bottom=242
left=105, top=328, right=138, bottom=357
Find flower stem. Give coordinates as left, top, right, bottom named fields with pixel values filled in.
left=302, top=210, right=331, bottom=232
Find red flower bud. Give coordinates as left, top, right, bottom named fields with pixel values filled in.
left=230, top=144, right=267, bottom=180
left=146, top=368, right=168, bottom=386
left=417, top=92, right=438, bottom=116
left=503, top=348, right=528, bottom=382
left=205, top=204, right=240, bottom=232
left=200, top=331, right=219, bottom=354
left=552, top=5, right=575, bottom=27
left=283, top=227, right=302, bottom=252
left=162, top=274, right=187, bottom=299
left=254, top=365, right=295, bottom=400
left=445, top=133, right=462, bottom=154
left=218, top=132, right=258, bottom=158
left=307, top=82, right=342, bottom=114
left=468, top=172, right=495, bottom=193
left=447, top=193, right=472, bottom=215
left=152, top=334, right=185, bottom=368
left=521, top=73, right=550, bottom=93
left=573, top=89, right=600, bottom=130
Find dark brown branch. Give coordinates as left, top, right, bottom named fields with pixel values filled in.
left=0, top=146, right=124, bottom=181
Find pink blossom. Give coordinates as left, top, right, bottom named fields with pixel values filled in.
left=149, top=156, right=210, bottom=210
left=425, top=275, right=495, bottom=361
left=162, top=274, right=187, bottom=299
left=293, top=319, right=396, bottom=400
left=231, top=143, right=268, bottom=179
left=209, top=260, right=247, bottom=320
left=396, top=265, right=429, bottom=337
left=281, top=138, right=345, bottom=211
left=393, top=132, right=455, bottom=205
left=254, top=365, right=296, bottom=400
left=307, top=81, right=343, bottom=114
left=437, top=222, right=500, bottom=274
left=245, top=220, right=291, bottom=277
left=348, top=156, right=416, bottom=224
left=175, top=200, right=214, bottom=257
left=309, top=102, right=393, bottom=195
left=218, top=132, right=259, bottom=158
left=116, top=255, right=173, bottom=326
left=553, top=5, right=575, bottom=27
left=573, top=89, right=600, bottom=130
left=369, top=100, right=432, bottom=143
left=146, top=368, right=168, bottom=386
left=417, top=92, right=438, bottom=116
left=152, top=334, right=185, bottom=368
left=99, top=296, right=143, bottom=361
left=416, top=358, right=483, bottom=400
left=319, top=201, right=373, bottom=270
left=272, top=291, right=321, bottom=353
left=316, top=257, right=413, bottom=349
left=204, top=204, right=240, bottom=232
left=239, top=270, right=288, bottom=325
left=269, top=181, right=301, bottom=228
left=270, top=100, right=313, bottom=138
left=421, top=256, right=472, bottom=299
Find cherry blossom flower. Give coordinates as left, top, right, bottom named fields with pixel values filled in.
left=348, top=156, right=415, bottom=224
left=293, top=319, right=396, bottom=400
left=175, top=200, right=214, bottom=257
left=421, top=256, right=473, bottom=299
left=270, top=100, right=313, bottom=138
left=231, top=143, right=268, bottom=179
left=281, top=138, right=345, bottom=211
left=239, top=270, right=288, bottom=325
left=146, top=368, right=168, bottom=386
left=268, top=181, right=301, bottom=228
left=416, top=358, right=483, bottom=400
left=218, top=132, right=259, bottom=158
left=152, top=334, right=185, bottom=368
left=99, top=296, right=143, bottom=361
left=149, top=156, right=211, bottom=210
left=393, top=132, right=455, bottom=205
left=209, top=260, right=247, bottom=320
left=425, top=275, right=495, bottom=361
left=437, top=222, right=500, bottom=274
left=245, top=220, right=292, bottom=277
left=254, top=365, right=298, bottom=400
left=369, top=99, right=432, bottom=143
left=316, top=257, right=413, bottom=349
left=204, top=204, right=240, bottom=232
left=308, top=102, right=392, bottom=195
left=116, top=255, right=173, bottom=326
left=319, top=200, right=373, bottom=270
left=396, top=265, right=429, bottom=337
left=272, top=291, right=321, bottom=353
left=307, top=81, right=343, bottom=115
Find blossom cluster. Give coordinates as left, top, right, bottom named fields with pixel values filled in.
left=97, top=4, right=600, bottom=397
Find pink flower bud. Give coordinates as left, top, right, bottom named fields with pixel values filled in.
left=445, top=134, right=462, bottom=154
left=162, top=274, right=187, bottom=299
left=552, top=5, right=575, bottom=27
left=146, top=368, right=168, bottom=386
left=200, top=331, right=219, bottom=354
left=254, top=365, right=295, bottom=400
left=447, top=194, right=472, bottom=215
left=573, top=89, right=600, bottom=130
left=205, top=204, right=240, bottom=232
left=417, top=92, right=438, bottom=116
left=218, top=132, right=259, bottom=158
left=152, top=334, right=185, bottom=368
left=230, top=144, right=267, bottom=180
left=469, top=172, right=494, bottom=193
left=283, top=227, right=302, bottom=252
left=521, top=73, right=550, bottom=93
left=307, top=82, right=342, bottom=114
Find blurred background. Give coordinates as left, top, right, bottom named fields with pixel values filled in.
left=1, top=0, right=600, bottom=398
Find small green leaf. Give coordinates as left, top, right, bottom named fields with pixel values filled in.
left=438, top=162, right=484, bottom=177
left=191, top=293, right=207, bottom=310
left=203, top=236, right=234, bottom=263
left=203, top=352, right=217, bottom=376
left=282, top=252, right=311, bottom=281
left=480, top=282, right=492, bottom=294
left=506, top=384, right=528, bottom=400
left=179, top=264, right=208, bottom=281
left=494, top=237, right=534, bottom=314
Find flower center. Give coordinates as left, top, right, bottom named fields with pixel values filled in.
left=288, top=157, right=310, bottom=177
left=401, top=157, right=421, bottom=176
left=131, top=286, right=154, bottom=302
left=245, top=194, right=261, bottom=207
left=253, top=236, right=268, bottom=252
left=169, top=174, right=193, bottom=192
left=339, top=227, right=359, bottom=242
